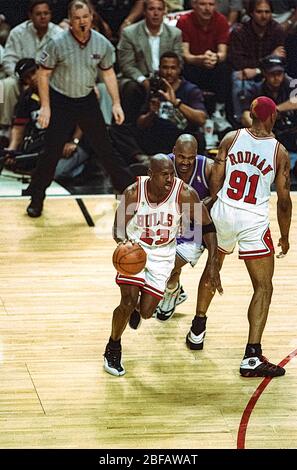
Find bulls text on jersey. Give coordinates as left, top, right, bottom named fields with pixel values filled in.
left=136, top=212, right=174, bottom=228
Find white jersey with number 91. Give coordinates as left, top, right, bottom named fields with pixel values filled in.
left=217, top=128, right=279, bottom=216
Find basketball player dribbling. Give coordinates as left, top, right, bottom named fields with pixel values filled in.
left=205, top=96, right=292, bottom=377
left=103, top=154, right=223, bottom=376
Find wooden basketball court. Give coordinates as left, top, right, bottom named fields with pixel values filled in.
left=0, top=194, right=296, bottom=449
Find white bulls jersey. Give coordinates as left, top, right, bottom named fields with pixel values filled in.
left=217, top=128, right=279, bottom=216
left=126, top=176, right=184, bottom=248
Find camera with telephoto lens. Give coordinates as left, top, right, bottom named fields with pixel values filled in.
left=149, top=72, right=166, bottom=98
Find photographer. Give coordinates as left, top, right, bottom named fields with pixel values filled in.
left=136, top=51, right=207, bottom=153
left=4, top=58, right=90, bottom=179
left=241, top=54, right=297, bottom=171
left=108, top=51, right=207, bottom=169
left=228, top=0, right=286, bottom=122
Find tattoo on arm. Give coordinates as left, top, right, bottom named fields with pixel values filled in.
left=283, top=158, right=290, bottom=191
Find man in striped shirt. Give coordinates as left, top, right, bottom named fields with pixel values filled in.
left=25, top=0, right=125, bottom=217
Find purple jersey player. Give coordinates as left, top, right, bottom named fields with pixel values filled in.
left=169, top=151, right=209, bottom=246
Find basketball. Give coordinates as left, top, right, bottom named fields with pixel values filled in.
left=112, top=241, right=147, bottom=276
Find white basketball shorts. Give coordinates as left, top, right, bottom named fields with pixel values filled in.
left=211, top=199, right=274, bottom=260
left=116, top=241, right=176, bottom=299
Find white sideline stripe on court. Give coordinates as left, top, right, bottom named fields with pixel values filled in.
left=0, top=172, right=117, bottom=200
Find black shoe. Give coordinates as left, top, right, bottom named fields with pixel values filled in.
left=26, top=198, right=43, bottom=217
left=186, top=316, right=207, bottom=350
left=186, top=330, right=206, bottom=350
left=240, top=355, right=285, bottom=377
left=103, top=344, right=125, bottom=376
left=129, top=309, right=142, bottom=330
left=22, top=187, right=32, bottom=196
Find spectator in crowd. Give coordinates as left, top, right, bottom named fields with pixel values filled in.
left=91, top=0, right=144, bottom=42
left=176, top=0, right=231, bottom=133
left=137, top=51, right=207, bottom=151
left=92, top=0, right=184, bottom=43
left=109, top=51, right=207, bottom=167
left=4, top=58, right=90, bottom=180
left=241, top=54, right=297, bottom=171
left=270, top=0, right=297, bottom=32
left=25, top=0, right=126, bottom=218
left=0, top=14, right=10, bottom=48
left=216, top=0, right=243, bottom=26
left=0, top=1, right=69, bottom=32
left=285, top=26, right=297, bottom=79
left=117, top=0, right=182, bottom=123
left=2, top=0, right=62, bottom=77
left=0, top=0, right=63, bottom=129
left=228, top=0, right=286, bottom=122
left=166, top=1, right=184, bottom=12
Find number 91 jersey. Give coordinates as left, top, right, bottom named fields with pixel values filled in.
left=126, top=176, right=184, bottom=248
left=217, top=128, right=279, bottom=216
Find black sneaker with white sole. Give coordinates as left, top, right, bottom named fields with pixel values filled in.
left=103, top=344, right=125, bottom=376
left=240, top=355, right=285, bottom=377
left=156, top=306, right=176, bottom=322
left=186, top=316, right=207, bottom=350
left=129, top=309, right=142, bottom=330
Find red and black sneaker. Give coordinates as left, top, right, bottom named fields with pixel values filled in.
left=240, top=355, right=285, bottom=377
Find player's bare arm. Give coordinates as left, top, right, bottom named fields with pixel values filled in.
left=113, top=183, right=138, bottom=243
left=37, top=66, right=53, bottom=129
left=275, top=144, right=292, bottom=256
left=202, top=157, right=215, bottom=208
left=204, top=157, right=214, bottom=182
left=209, top=131, right=238, bottom=199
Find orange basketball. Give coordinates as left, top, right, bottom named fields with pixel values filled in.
left=112, top=241, right=147, bottom=276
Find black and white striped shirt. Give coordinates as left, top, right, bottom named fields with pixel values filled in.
left=38, top=29, right=115, bottom=98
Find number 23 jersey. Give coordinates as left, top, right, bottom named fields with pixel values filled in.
left=217, top=128, right=279, bottom=216
left=126, top=176, right=184, bottom=248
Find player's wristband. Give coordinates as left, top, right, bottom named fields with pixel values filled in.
left=202, top=222, right=216, bottom=235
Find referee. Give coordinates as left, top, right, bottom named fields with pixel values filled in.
left=26, top=0, right=125, bottom=217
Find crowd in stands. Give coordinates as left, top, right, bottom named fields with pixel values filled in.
left=1, top=0, right=297, bottom=186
